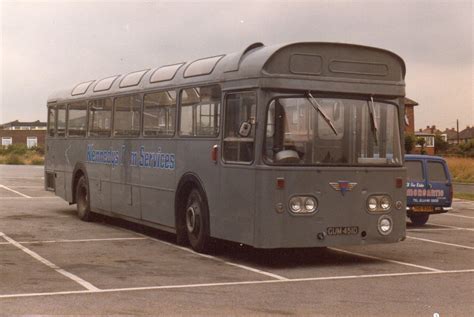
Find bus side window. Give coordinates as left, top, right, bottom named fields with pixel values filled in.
left=88, top=99, right=112, bottom=137
left=144, top=91, right=176, bottom=137
left=114, top=94, right=141, bottom=137
left=179, top=85, right=221, bottom=137
left=57, top=105, right=66, bottom=137
left=67, top=102, right=87, bottom=137
left=223, top=92, right=256, bottom=163
left=47, top=106, right=56, bottom=137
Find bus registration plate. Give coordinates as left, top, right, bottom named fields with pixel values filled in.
left=327, top=226, right=359, bottom=236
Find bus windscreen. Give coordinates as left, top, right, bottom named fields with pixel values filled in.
left=265, top=96, right=402, bottom=166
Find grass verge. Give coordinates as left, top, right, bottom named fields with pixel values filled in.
left=444, top=157, right=474, bottom=183
left=454, top=192, right=474, bottom=201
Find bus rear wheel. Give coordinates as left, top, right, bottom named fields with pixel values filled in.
left=185, top=189, right=211, bottom=253
left=75, top=175, right=94, bottom=221
left=409, top=214, right=429, bottom=226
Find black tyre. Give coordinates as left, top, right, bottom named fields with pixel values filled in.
left=75, top=175, right=94, bottom=221
left=409, top=214, right=429, bottom=226
left=184, top=188, right=211, bottom=253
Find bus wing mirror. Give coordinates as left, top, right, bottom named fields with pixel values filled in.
left=238, top=121, right=252, bottom=137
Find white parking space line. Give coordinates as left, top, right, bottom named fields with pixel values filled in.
left=425, top=223, right=474, bottom=231
left=0, top=196, right=57, bottom=200
left=5, top=185, right=44, bottom=188
left=407, top=228, right=467, bottom=232
left=329, top=247, right=443, bottom=272
left=146, top=235, right=289, bottom=281
left=439, top=213, right=474, bottom=219
left=0, top=184, right=31, bottom=198
left=0, top=237, right=148, bottom=245
left=0, top=269, right=472, bottom=299
left=406, top=236, right=474, bottom=250
left=119, top=229, right=289, bottom=281
left=0, top=232, right=100, bottom=291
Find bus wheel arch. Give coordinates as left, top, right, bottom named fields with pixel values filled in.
left=175, top=174, right=211, bottom=253
left=72, top=164, right=93, bottom=221
left=72, top=163, right=88, bottom=204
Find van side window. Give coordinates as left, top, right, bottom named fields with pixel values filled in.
left=406, top=161, right=423, bottom=181
left=179, top=85, right=221, bottom=137
left=223, top=92, right=256, bottom=163
left=57, top=105, right=66, bottom=137
left=67, top=102, right=87, bottom=137
left=89, top=99, right=112, bottom=137
left=427, top=161, right=448, bottom=182
left=114, top=94, right=142, bottom=137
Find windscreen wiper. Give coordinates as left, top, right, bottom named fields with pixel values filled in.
left=306, top=92, right=338, bottom=136
left=367, top=96, right=378, bottom=145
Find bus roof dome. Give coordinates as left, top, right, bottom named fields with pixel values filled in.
left=47, top=42, right=406, bottom=102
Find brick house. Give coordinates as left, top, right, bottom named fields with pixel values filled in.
left=0, top=120, right=47, bottom=148
left=404, top=97, right=418, bottom=135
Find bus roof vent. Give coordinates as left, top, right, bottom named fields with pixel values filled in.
left=150, top=63, right=185, bottom=83
left=71, top=80, right=95, bottom=96
left=119, top=70, right=149, bottom=88
left=184, top=55, right=224, bottom=78
left=224, top=42, right=264, bottom=73
left=93, top=75, right=120, bottom=92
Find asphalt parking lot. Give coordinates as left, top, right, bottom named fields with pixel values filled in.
left=1, top=165, right=473, bottom=316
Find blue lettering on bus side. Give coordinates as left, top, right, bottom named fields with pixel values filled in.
left=86, top=144, right=175, bottom=170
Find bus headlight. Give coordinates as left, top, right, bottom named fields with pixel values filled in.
left=290, top=198, right=302, bottom=213
left=367, top=195, right=392, bottom=213
left=367, top=197, right=378, bottom=211
left=380, top=197, right=391, bottom=210
left=289, top=196, right=318, bottom=214
left=304, top=197, right=317, bottom=212
left=378, top=216, right=393, bottom=235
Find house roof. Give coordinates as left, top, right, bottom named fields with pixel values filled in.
left=459, top=126, right=474, bottom=139
left=0, top=120, right=47, bottom=128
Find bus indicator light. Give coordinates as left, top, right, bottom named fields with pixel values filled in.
left=211, top=145, right=218, bottom=163
left=276, top=177, right=285, bottom=189
left=395, top=177, right=403, bottom=188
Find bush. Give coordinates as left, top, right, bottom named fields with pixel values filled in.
left=30, top=145, right=45, bottom=155
left=31, top=157, right=44, bottom=165
left=5, top=154, right=25, bottom=165
left=434, top=134, right=448, bottom=154
left=405, top=134, right=416, bottom=154
left=2, top=144, right=28, bottom=156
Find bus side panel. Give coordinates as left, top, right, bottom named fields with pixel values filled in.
left=51, top=138, right=68, bottom=201
left=140, top=139, right=177, bottom=228
left=175, top=140, right=220, bottom=237
left=216, top=166, right=255, bottom=246
left=84, top=139, right=112, bottom=213
left=110, top=139, right=141, bottom=219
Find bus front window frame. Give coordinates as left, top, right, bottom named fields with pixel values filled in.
left=263, top=92, right=402, bottom=167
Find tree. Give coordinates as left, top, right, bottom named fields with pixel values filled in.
left=416, top=137, right=426, bottom=154
left=434, top=134, right=448, bottom=154
left=405, top=134, right=416, bottom=154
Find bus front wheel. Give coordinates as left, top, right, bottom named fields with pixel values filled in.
left=185, top=188, right=211, bottom=253
left=75, top=175, right=94, bottom=221
left=409, top=214, right=429, bottom=226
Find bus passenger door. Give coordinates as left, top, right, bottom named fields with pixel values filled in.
left=216, top=91, right=257, bottom=245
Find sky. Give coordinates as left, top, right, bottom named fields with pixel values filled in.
left=1, top=0, right=472, bottom=131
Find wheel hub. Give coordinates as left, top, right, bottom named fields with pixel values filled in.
left=186, top=206, right=197, bottom=232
